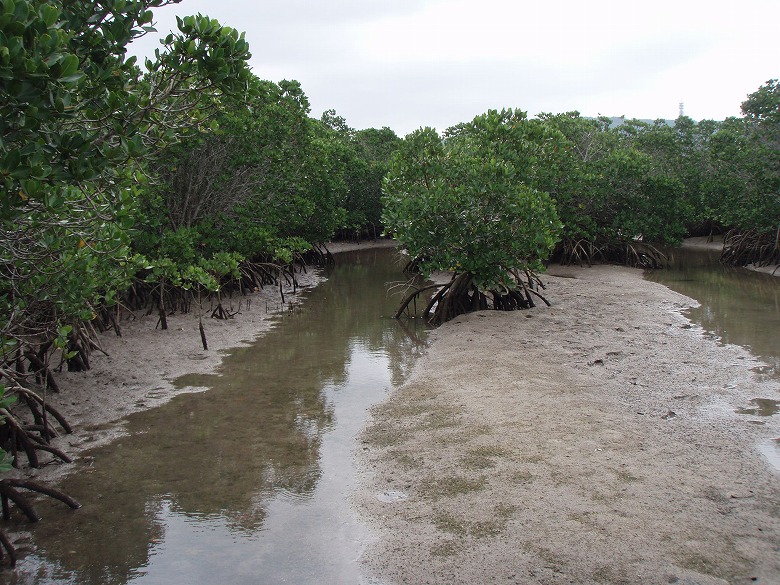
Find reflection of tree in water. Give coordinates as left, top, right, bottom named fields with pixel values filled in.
left=318, top=249, right=432, bottom=385
left=22, top=247, right=430, bottom=584
left=648, top=247, right=780, bottom=376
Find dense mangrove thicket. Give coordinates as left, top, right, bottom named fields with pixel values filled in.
left=383, top=82, right=779, bottom=322
left=381, top=110, right=562, bottom=325
left=0, top=0, right=254, bottom=561
left=0, top=0, right=777, bottom=565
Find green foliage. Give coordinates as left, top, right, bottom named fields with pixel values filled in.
left=538, top=85, right=778, bottom=265
left=1, top=2, right=251, bottom=211
left=534, top=112, right=613, bottom=246
left=693, top=79, right=779, bottom=238
left=314, top=114, right=401, bottom=240
left=0, top=1, right=253, bottom=380
left=731, top=80, right=780, bottom=233
left=536, top=113, right=692, bottom=262
left=590, top=147, right=688, bottom=246
left=383, top=109, right=562, bottom=290
left=667, top=116, right=721, bottom=231
left=530, top=84, right=778, bottom=266
left=742, top=79, right=780, bottom=127
left=138, top=81, right=398, bottom=279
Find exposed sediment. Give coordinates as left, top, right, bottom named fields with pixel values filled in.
left=356, top=264, right=780, bottom=585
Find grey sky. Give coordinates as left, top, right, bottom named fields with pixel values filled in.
left=128, top=0, right=780, bottom=136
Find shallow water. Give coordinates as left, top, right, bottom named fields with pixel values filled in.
left=645, top=246, right=780, bottom=380
left=7, top=247, right=430, bottom=585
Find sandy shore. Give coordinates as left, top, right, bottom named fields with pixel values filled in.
left=356, top=264, right=780, bottom=585
left=9, top=239, right=780, bottom=584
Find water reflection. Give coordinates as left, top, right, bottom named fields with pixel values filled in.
left=736, top=398, right=780, bottom=417
left=8, top=247, right=430, bottom=585
left=758, top=438, right=780, bottom=473
left=646, top=246, right=780, bottom=378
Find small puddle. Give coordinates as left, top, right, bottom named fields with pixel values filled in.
left=736, top=398, right=780, bottom=417
left=375, top=491, right=409, bottom=503
left=8, top=247, right=432, bottom=585
left=758, top=438, right=780, bottom=473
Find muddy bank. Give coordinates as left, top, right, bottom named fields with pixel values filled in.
left=356, top=264, right=780, bottom=585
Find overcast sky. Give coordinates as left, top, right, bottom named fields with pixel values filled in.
left=128, top=0, right=780, bottom=136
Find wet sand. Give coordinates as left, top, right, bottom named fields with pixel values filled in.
left=355, top=264, right=780, bottom=585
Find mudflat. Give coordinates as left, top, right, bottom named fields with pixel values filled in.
left=356, top=264, right=780, bottom=585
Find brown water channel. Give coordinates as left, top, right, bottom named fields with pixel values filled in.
left=8, top=247, right=430, bottom=585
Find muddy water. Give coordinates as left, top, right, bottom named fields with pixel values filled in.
left=645, top=246, right=780, bottom=380
left=9, top=247, right=430, bottom=585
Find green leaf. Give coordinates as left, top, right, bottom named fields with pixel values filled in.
left=39, top=3, right=58, bottom=27
left=58, top=54, right=79, bottom=79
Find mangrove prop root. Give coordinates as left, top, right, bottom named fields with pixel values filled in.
left=553, top=238, right=668, bottom=268
left=22, top=424, right=57, bottom=440
left=518, top=280, right=535, bottom=308
left=199, top=320, right=208, bottom=351
left=432, top=272, right=476, bottom=324
left=81, top=317, right=108, bottom=357
left=310, top=244, right=334, bottom=266
left=108, top=307, right=122, bottom=337
left=19, top=396, right=55, bottom=441
left=0, top=528, right=17, bottom=567
left=423, top=283, right=449, bottom=320
left=21, top=440, right=72, bottom=464
left=722, top=227, right=780, bottom=267
left=0, top=484, right=40, bottom=522
left=0, top=396, right=72, bottom=467
left=92, top=305, right=123, bottom=336
left=393, top=268, right=553, bottom=325
left=528, top=288, right=552, bottom=307
left=553, top=238, right=601, bottom=266
left=0, top=479, right=81, bottom=510
left=127, top=256, right=304, bottom=321
left=14, top=387, right=72, bottom=434
left=211, top=303, right=235, bottom=320
left=393, top=283, right=447, bottom=319
left=66, top=323, right=98, bottom=372
left=16, top=388, right=73, bottom=434
left=0, top=479, right=81, bottom=567
left=1, top=410, right=39, bottom=468
left=22, top=351, right=60, bottom=393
